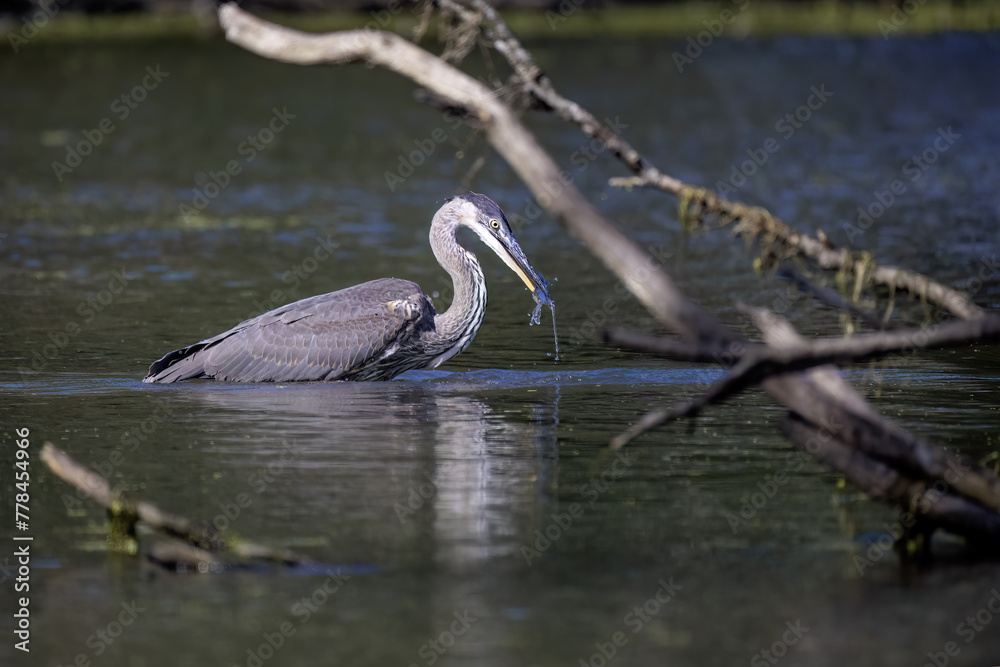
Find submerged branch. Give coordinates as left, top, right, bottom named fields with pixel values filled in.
left=41, top=443, right=312, bottom=567
left=42, top=443, right=224, bottom=551
left=777, top=262, right=905, bottom=331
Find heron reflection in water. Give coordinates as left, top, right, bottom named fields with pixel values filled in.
left=144, top=194, right=554, bottom=383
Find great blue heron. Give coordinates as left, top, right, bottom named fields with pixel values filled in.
left=143, top=193, right=553, bottom=383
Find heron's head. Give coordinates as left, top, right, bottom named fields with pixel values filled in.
left=441, top=193, right=552, bottom=304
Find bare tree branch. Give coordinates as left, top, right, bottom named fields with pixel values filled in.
left=607, top=314, right=1000, bottom=369
left=441, top=0, right=684, bottom=193
left=446, top=0, right=984, bottom=322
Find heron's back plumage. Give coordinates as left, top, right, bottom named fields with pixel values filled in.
left=143, top=278, right=436, bottom=383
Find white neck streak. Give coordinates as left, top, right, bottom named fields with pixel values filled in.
left=427, top=213, right=488, bottom=365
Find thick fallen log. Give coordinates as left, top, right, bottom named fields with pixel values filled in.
left=611, top=309, right=1000, bottom=541
left=780, top=415, right=1000, bottom=549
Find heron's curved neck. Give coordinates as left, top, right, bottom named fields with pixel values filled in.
left=429, top=216, right=487, bottom=359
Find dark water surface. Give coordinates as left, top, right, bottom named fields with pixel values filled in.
left=2, top=30, right=1000, bottom=667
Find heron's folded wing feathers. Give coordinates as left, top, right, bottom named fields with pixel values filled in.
left=144, top=278, right=435, bottom=383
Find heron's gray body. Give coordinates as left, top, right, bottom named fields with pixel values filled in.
left=146, top=278, right=442, bottom=382
left=144, top=194, right=541, bottom=383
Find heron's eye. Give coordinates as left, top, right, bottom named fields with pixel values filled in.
left=490, top=219, right=500, bottom=229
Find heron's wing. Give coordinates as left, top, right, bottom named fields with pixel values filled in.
left=144, top=278, right=435, bottom=383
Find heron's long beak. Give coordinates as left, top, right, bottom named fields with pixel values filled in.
left=483, top=231, right=552, bottom=305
